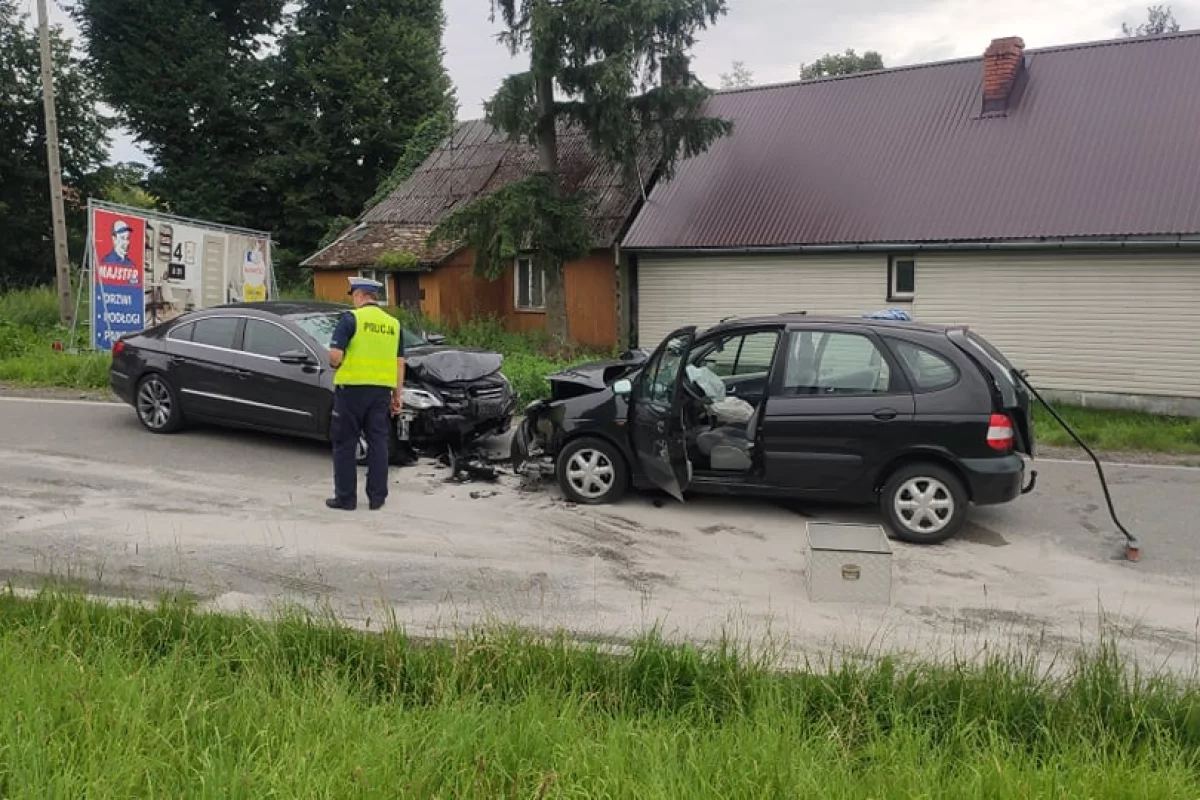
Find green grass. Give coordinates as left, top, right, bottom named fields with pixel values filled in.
left=0, top=285, right=109, bottom=389
left=1033, top=404, right=1200, bottom=454
left=1, top=589, right=1199, bottom=797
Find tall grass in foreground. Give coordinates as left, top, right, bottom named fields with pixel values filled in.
left=2, top=590, right=1200, bottom=797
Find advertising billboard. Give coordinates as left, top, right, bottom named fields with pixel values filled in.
left=92, top=209, right=146, bottom=349
left=88, top=201, right=275, bottom=350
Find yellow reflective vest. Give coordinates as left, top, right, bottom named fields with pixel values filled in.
left=333, top=305, right=400, bottom=388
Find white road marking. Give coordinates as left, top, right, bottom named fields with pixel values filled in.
left=0, top=396, right=120, bottom=408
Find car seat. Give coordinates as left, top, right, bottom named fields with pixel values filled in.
left=695, top=402, right=762, bottom=472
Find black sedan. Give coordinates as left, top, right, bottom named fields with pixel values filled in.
left=109, top=301, right=518, bottom=463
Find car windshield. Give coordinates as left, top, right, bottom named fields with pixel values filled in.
left=289, top=312, right=425, bottom=350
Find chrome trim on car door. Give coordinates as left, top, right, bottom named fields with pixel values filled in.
left=179, top=388, right=313, bottom=417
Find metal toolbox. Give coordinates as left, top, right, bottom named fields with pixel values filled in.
left=805, top=522, right=893, bottom=605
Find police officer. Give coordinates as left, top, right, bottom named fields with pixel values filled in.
left=326, top=276, right=405, bottom=511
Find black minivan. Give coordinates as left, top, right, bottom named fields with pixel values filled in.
left=511, top=314, right=1037, bottom=544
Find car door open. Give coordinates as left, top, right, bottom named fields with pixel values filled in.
left=629, top=327, right=696, bottom=502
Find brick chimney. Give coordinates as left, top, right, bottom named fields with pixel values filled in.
left=982, top=36, right=1025, bottom=113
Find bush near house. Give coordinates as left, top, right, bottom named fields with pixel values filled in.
left=2, top=589, right=1199, bottom=796
left=1, top=286, right=1198, bottom=455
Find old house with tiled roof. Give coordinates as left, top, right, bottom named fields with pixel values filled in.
left=623, top=32, right=1200, bottom=410
left=303, top=119, right=657, bottom=349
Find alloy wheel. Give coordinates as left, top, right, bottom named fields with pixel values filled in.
left=137, top=377, right=173, bottom=431
left=565, top=448, right=615, bottom=500
left=893, top=476, right=955, bottom=535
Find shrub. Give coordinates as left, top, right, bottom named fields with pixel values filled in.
left=0, top=285, right=62, bottom=331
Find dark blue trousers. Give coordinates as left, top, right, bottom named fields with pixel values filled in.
left=332, top=385, right=392, bottom=507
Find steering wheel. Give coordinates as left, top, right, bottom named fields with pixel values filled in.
left=681, top=377, right=719, bottom=428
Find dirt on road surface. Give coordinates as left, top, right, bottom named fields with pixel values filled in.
left=2, top=395, right=1199, bottom=675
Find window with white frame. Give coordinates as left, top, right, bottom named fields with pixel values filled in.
left=888, top=256, right=915, bottom=301
left=514, top=257, right=546, bottom=311
left=358, top=268, right=389, bottom=304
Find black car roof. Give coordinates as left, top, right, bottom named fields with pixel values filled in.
left=702, top=313, right=960, bottom=337
left=211, top=300, right=351, bottom=317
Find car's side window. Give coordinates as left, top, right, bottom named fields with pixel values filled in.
left=642, top=332, right=690, bottom=404
left=166, top=322, right=194, bottom=342
left=242, top=319, right=303, bottom=359
left=190, top=317, right=240, bottom=350
left=782, top=331, right=893, bottom=396
left=888, top=339, right=959, bottom=392
left=694, top=331, right=779, bottom=377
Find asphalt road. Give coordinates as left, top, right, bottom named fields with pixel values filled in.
left=2, top=395, right=1199, bottom=671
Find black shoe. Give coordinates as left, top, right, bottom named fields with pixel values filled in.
left=368, top=499, right=385, bottom=511
left=326, top=497, right=357, bottom=511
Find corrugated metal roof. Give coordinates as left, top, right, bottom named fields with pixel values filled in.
left=307, top=119, right=657, bottom=269
left=622, top=30, right=1200, bottom=250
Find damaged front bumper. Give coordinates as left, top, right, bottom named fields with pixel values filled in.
left=509, top=400, right=557, bottom=478
left=397, top=392, right=519, bottom=447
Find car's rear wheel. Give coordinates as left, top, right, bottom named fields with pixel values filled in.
left=556, top=437, right=628, bottom=505
left=135, top=373, right=183, bottom=433
left=880, top=462, right=967, bottom=544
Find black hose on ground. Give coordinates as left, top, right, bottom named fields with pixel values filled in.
left=1012, top=371, right=1141, bottom=561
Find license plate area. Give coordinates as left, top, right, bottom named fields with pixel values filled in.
left=396, top=411, right=414, bottom=441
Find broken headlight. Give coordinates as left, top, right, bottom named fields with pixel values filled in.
left=403, top=388, right=444, bottom=410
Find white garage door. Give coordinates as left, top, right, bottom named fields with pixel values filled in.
left=912, top=252, right=1200, bottom=398
left=636, top=254, right=887, bottom=347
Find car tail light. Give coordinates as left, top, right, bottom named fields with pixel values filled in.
left=986, top=413, right=1014, bottom=452
left=112, top=340, right=125, bottom=357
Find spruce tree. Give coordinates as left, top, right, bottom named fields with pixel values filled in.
left=432, top=0, right=733, bottom=342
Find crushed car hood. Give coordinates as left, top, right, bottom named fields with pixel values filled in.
left=406, top=347, right=503, bottom=384
left=546, top=349, right=650, bottom=399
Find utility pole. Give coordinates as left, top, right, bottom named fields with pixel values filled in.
left=37, top=0, right=74, bottom=326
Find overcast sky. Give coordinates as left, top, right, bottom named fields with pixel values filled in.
left=43, top=0, right=1196, bottom=164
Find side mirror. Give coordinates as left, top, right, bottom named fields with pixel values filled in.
left=279, top=349, right=315, bottom=366
left=425, top=332, right=447, bottom=345
left=612, top=378, right=633, bottom=396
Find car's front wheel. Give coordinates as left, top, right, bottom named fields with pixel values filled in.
left=135, top=373, right=184, bottom=433
left=880, top=462, right=968, bottom=544
left=556, top=437, right=628, bottom=505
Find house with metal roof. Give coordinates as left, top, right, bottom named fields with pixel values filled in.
left=303, top=119, right=656, bottom=349
left=622, top=31, right=1200, bottom=411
